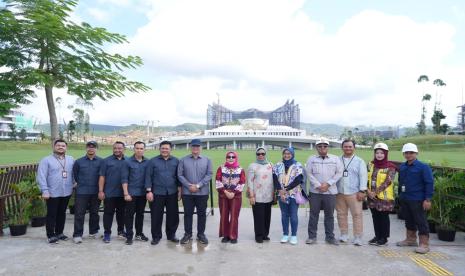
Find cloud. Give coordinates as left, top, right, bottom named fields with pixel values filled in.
left=86, top=7, right=110, bottom=22
left=21, top=0, right=463, bottom=129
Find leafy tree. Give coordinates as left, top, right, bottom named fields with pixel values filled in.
left=8, top=123, right=17, bottom=140
left=19, top=128, right=27, bottom=141
left=431, top=109, right=447, bottom=134
left=0, top=0, right=150, bottom=140
left=72, top=108, right=84, bottom=141
left=67, top=120, right=75, bottom=141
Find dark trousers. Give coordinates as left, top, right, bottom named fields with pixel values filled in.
left=182, top=195, right=208, bottom=236
left=401, top=199, right=429, bottom=235
left=46, top=196, right=71, bottom=238
left=252, top=202, right=272, bottom=240
left=124, top=196, right=147, bottom=239
left=308, top=193, right=336, bottom=240
left=218, top=195, right=242, bottom=239
left=103, top=197, right=125, bottom=235
left=73, top=194, right=100, bottom=237
left=370, top=208, right=390, bottom=239
left=150, top=193, right=179, bottom=240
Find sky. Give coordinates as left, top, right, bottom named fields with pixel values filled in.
left=17, top=0, right=465, bottom=128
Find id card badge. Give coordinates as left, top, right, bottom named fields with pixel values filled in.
left=343, top=170, right=348, bottom=177
left=62, top=171, right=68, bottom=179
left=401, top=185, right=405, bottom=192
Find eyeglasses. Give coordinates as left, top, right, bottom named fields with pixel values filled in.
left=227, top=155, right=236, bottom=159
left=317, top=145, right=328, bottom=148
left=256, top=152, right=266, bottom=156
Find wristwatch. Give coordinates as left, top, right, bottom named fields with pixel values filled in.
left=196, top=184, right=200, bottom=189
left=359, top=190, right=367, bottom=194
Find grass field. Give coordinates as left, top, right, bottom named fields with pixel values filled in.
left=1, top=141, right=464, bottom=168
left=1, top=141, right=464, bottom=208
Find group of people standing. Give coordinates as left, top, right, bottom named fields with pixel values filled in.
left=37, top=137, right=434, bottom=254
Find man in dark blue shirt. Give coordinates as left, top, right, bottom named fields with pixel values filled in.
left=145, top=141, right=181, bottom=245
left=72, top=141, right=102, bottom=244
left=122, top=141, right=149, bottom=245
left=99, top=141, right=127, bottom=243
left=396, top=143, right=434, bottom=254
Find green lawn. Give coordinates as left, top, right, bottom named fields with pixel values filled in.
left=1, top=141, right=464, bottom=207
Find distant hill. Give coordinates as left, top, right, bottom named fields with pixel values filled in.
left=37, top=122, right=406, bottom=138
left=37, top=123, right=206, bottom=135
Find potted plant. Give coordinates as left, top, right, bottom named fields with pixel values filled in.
left=30, top=198, right=47, bottom=227
left=8, top=185, right=31, bottom=236
left=68, top=192, right=75, bottom=214
left=435, top=174, right=465, bottom=242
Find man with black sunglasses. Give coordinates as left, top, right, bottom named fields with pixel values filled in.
left=305, top=138, right=343, bottom=245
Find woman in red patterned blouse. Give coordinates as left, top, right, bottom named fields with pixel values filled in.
left=216, top=151, right=246, bottom=244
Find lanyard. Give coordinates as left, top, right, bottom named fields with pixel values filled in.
left=342, top=155, right=355, bottom=172
left=54, top=155, right=66, bottom=170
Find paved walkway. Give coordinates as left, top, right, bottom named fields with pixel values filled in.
left=1, top=208, right=464, bottom=276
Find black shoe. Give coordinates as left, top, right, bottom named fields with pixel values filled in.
left=263, top=236, right=270, bottom=241
left=135, top=233, right=149, bottom=242
left=57, top=234, right=69, bottom=241
left=368, top=237, right=378, bottom=245
left=48, top=236, right=59, bottom=244
left=151, top=239, right=160, bottom=245
left=230, top=239, right=237, bottom=244
left=180, top=234, right=193, bottom=244
left=255, top=237, right=263, bottom=243
left=197, top=234, right=209, bottom=245
left=168, top=237, right=180, bottom=243
left=125, top=238, right=133, bottom=245
left=376, top=238, right=388, bottom=246
left=221, top=237, right=230, bottom=243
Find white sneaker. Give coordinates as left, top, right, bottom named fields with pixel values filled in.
left=339, top=234, right=349, bottom=243
left=73, top=236, right=82, bottom=244
left=290, top=236, right=298, bottom=245
left=353, top=237, right=363, bottom=246
left=280, top=235, right=289, bottom=243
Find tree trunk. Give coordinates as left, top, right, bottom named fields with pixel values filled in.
left=45, top=85, right=58, bottom=141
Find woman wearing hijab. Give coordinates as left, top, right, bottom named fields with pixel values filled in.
left=367, top=143, right=398, bottom=246
left=216, top=151, right=246, bottom=244
left=247, top=147, right=274, bottom=243
left=273, top=147, right=304, bottom=245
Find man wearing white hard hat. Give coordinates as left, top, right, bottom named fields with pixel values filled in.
left=396, top=143, right=434, bottom=254
left=305, top=138, right=343, bottom=245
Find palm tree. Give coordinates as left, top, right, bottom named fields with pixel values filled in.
left=433, top=79, right=447, bottom=110
left=417, top=75, right=430, bottom=135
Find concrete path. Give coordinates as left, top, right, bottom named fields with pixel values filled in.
left=1, top=208, right=464, bottom=276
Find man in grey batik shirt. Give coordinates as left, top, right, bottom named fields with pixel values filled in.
left=177, top=139, right=213, bottom=245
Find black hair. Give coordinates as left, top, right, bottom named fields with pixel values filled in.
left=341, top=139, right=356, bottom=148
left=114, top=141, right=125, bottom=147
left=54, top=139, right=67, bottom=146
left=159, top=140, right=172, bottom=148
left=134, top=141, right=146, bottom=148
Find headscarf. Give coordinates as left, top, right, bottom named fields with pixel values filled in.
left=373, top=149, right=397, bottom=170
left=224, top=151, right=239, bottom=169
left=255, top=147, right=269, bottom=165
left=282, top=147, right=297, bottom=168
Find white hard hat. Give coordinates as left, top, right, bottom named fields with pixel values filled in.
left=316, top=138, right=330, bottom=145
left=402, top=143, right=418, bottom=153
left=374, top=143, right=389, bottom=151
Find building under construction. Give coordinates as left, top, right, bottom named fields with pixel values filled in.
left=207, top=100, right=300, bottom=130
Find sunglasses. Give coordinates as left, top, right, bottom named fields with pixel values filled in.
left=256, top=152, right=266, bottom=156
left=317, top=145, right=328, bottom=148
left=227, top=155, right=236, bottom=159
